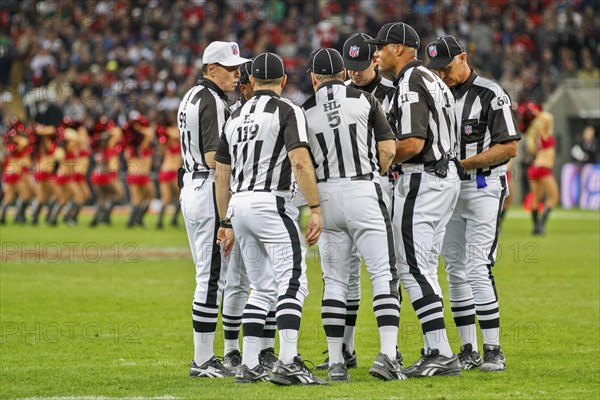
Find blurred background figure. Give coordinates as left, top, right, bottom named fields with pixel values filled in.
left=526, top=112, right=560, bottom=235
left=89, top=117, right=124, bottom=226
left=123, top=113, right=155, bottom=228
left=155, top=112, right=181, bottom=229
left=570, top=125, right=597, bottom=165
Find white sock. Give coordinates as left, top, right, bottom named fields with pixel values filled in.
left=482, top=328, right=500, bottom=346
left=260, top=336, right=276, bottom=351
left=193, top=331, right=215, bottom=366
left=379, top=326, right=398, bottom=360
left=242, top=336, right=261, bottom=368
left=423, top=334, right=429, bottom=352
left=343, top=326, right=356, bottom=353
left=425, top=329, right=453, bottom=357
left=278, top=329, right=298, bottom=365
left=457, top=324, right=478, bottom=351
left=224, top=338, right=240, bottom=355
left=328, top=338, right=344, bottom=366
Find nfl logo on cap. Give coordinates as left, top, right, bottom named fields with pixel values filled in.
left=465, top=125, right=472, bottom=135
left=428, top=44, right=437, bottom=57
left=231, top=44, right=239, bottom=55
left=349, top=45, right=360, bottom=58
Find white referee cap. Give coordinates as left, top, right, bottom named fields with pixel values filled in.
left=202, top=41, right=251, bottom=67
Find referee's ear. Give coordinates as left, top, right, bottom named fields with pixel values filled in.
left=280, top=74, right=287, bottom=89
left=342, top=69, right=347, bottom=81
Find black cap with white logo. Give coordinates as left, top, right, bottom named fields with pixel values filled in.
left=343, top=33, right=377, bottom=71
left=425, top=35, right=465, bottom=69
left=307, top=48, right=345, bottom=75
left=252, top=52, right=285, bottom=80
left=365, top=22, right=420, bottom=49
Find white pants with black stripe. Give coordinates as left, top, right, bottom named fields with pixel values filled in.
left=180, top=173, right=226, bottom=332
left=229, top=191, right=308, bottom=320
left=393, top=164, right=460, bottom=334
left=318, top=178, right=400, bottom=363
left=442, top=169, right=508, bottom=346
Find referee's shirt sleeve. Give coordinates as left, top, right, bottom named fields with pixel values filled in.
left=281, top=102, right=310, bottom=151
left=214, top=130, right=231, bottom=164
left=367, top=94, right=395, bottom=142
left=199, top=92, right=223, bottom=153
left=487, top=90, right=520, bottom=143
left=396, top=80, right=429, bottom=140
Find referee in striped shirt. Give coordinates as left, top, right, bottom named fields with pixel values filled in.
left=178, top=41, right=250, bottom=379
left=302, top=48, right=403, bottom=382
left=214, top=52, right=326, bottom=386
left=367, top=22, right=462, bottom=377
left=427, top=35, right=519, bottom=373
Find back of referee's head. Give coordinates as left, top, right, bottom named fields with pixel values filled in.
left=307, top=48, right=347, bottom=89
left=251, top=52, right=287, bottom=92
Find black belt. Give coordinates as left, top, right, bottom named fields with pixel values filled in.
left=317, top=173, right=373, bottom=183
left=192, top=171, right=209, bottom=180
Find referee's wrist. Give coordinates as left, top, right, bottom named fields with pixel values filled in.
left=220, top=217, right=233, bottom=229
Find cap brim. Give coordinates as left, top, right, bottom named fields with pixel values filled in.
left=344, top=58, right=371, bottom=71
left=219, top=56, right=252, bottom=67
left=426, top=56, right=453, bottom=70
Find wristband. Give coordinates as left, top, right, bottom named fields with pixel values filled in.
left=220, top=217, right=233, bottom=228
left=308, top=204, right=320, bottom=210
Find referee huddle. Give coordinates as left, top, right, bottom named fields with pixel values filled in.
left=179, top=21, right=520, bottom=385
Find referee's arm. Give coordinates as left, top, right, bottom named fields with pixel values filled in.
left=392, top=82, right=427, bottom=163
left=214, top=134, right=233, bottom=220
left=461, top=92, right=519, bottom=170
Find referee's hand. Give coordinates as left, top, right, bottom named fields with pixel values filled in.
left=216, top=227, right=235, bottom=257
left=305, top=210, right=322, bottom=246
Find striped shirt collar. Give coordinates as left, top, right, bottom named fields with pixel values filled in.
left=316, top=79, right=345, bottom=92
left=251, top=89, right=280, bottom=98
left=451, top=69, right=477, bottom=99
left=393, top=60, right=422, bottom=86
left=196, top=77, right=228, bottom=100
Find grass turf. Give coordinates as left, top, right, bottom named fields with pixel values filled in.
left=0, top=208, right=598, bottom=399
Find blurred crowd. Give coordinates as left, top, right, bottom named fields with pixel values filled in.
left=1, top=0, right=598, bottom=126
left=0, top=1, right=599, bottom=226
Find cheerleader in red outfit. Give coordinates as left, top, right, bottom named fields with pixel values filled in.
left=123, top=114, right=155, bottom=227
left=31, top=124, right=59, bottom=224
left=155, top=116, right=181, bottom=229
left=1, top=118, right=34, bottom=224
left=89, top=117, right=124, bottom=226
left=526, top=112, right=559, bottom=235
left=48, top=117, right=88, bottom=226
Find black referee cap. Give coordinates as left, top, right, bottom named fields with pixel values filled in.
left=308, top=48, right=345, bottom=75
left=343, top=33, right=377, bottom=71
left=365, top=22, right=420, bottom=49
left=239, top=61, right=252, bottom=84
left=425, top=35, right=465, bottom=69
left=252, top=52, right=285, bottom=80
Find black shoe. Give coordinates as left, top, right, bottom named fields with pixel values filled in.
left=480, top=344, right=506, bottom=372
left=402, top=349, right=461, bottom=378
left=270, top=355, right=328, bottom=386
left=223, top=350, right=242, bottom=371
left=457, top=344, right=482, bottom=370
left=189, top=356, right=233, bottom=378
left=315, top=344, right=357, bottom=370
left=234, top=364, right=269, bottom=383
left=258, top=347, right=278, bottom=370
left=369, top=352, right=406, bottom=381
left=328, top=362, right=350, bottom=382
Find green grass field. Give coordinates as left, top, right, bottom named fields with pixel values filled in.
left=1, top=208, right=599, bottom=399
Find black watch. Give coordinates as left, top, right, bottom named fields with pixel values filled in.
left=220, top=217, right=233, bottom=229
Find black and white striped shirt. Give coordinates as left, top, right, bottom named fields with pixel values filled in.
left=302, top=81, right=394, bottom=181
left=345, top=71, right=396, bottom=112
left=215, top=90, right=309, bottom=193
left=177, top=78, right=231, bottom=173
left=389, top=60, right=458, bottom=164
left=452, top=71, right=520, bottom=167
